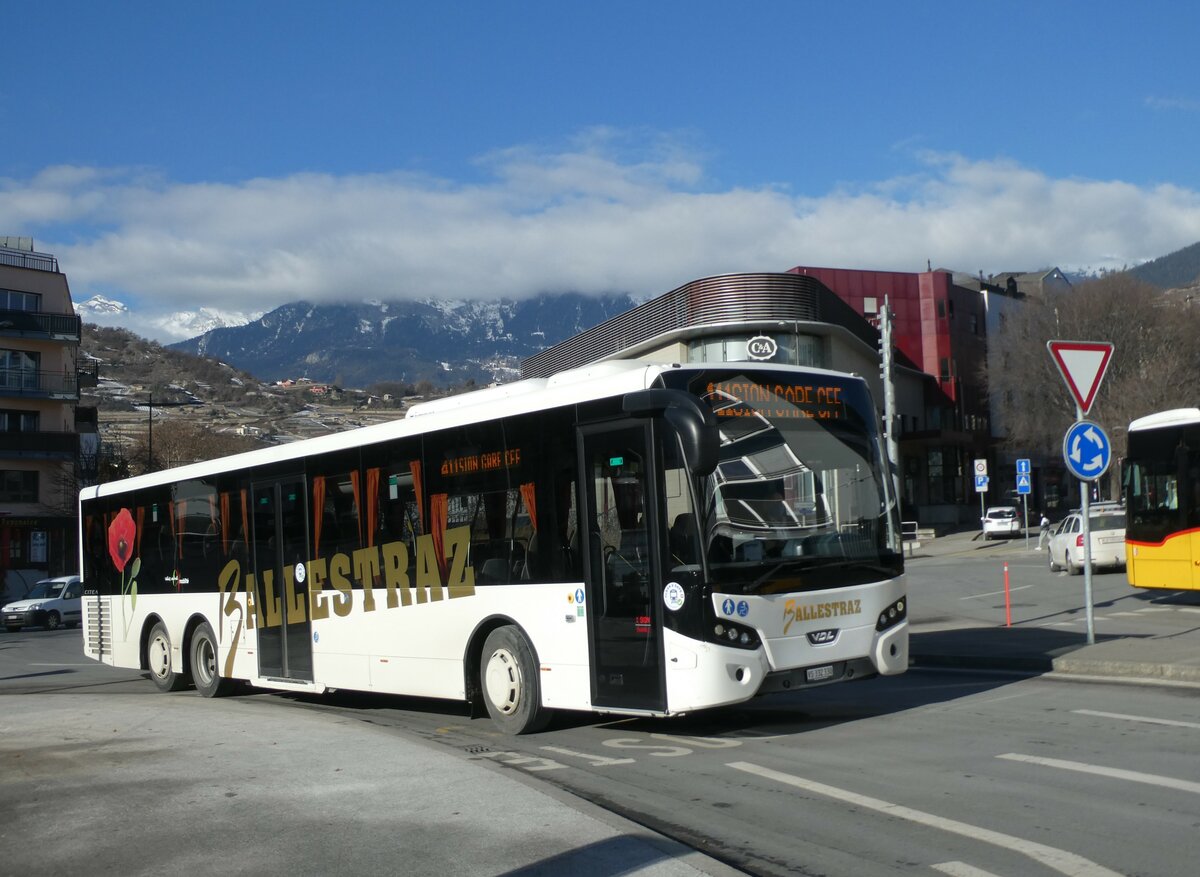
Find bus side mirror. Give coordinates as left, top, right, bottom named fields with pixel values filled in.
left=623, top=389, right=718, bottom=477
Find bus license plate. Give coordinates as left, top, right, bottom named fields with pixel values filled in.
left=806, top=665, right=835, bottom=683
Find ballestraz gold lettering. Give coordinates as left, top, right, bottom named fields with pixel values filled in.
left=782, top=598, right=862, bottom=635
left=218, top=525, right=477, bottom=630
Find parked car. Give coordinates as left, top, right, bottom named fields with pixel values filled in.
left=981, top=506, right=1021, bottom=539
left=1047, top=510, right=1126, bottom=574
left=2, top=575, right=83, bottom=632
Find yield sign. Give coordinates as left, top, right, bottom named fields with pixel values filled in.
left=1047, top=340, right=1114, bottom=415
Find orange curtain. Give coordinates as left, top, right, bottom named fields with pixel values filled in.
left=240, top=489, right=249, bottom=552
left=350, top=470, right=362, bottom=547
left=410, top=461, right=425, bottom=533
left=312, top=476, right=326, bottom=558
left=520, top=482, right=538, bottom=532
left=430, top=493, right=448, bottom=578
left=220, top=492, right=231, bottom=554
left=366, top=468, right=380, bottom=547
left=168, top=501, right=178, bottom=559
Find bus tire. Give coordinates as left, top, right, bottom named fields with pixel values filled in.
left=190, top=621, right=236, bottom=698
left=480, top=626, right=551, bottom=735
left=147, top=621, right=188, bottom=692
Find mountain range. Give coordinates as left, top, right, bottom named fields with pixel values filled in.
left=76, top=240, right=1200, bottom=390
left=168, top=293, right=638, bottom=387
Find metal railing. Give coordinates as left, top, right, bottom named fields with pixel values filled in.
left=0, top=308, right=82, bottom=340
left=0, top=368, right=79, bottom=398
left=0, top=430, right=78, bottom=456
left=0, top=247, right=58, bottom=273
left=901, top=520, right=920, bottom=557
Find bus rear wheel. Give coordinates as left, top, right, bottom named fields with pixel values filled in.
left=147, top=621, right=189, bottom=692
left=190, top=621, right=236, bottom=698
left=480, top=626, right=551, bottom=735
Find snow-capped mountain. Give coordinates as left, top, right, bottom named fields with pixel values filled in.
left=76, top=294, right=129, bottom=316
left=76, top=295, right=259, bottom=342
left=170, top=293, right=637, bottom=387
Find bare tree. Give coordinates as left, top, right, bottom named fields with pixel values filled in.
left=128, top=421, right=263, bottom=474
left=990, top=273, right=1200, bottom=491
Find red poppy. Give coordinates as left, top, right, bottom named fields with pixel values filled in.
left=108, top=508, right=136, bottom=573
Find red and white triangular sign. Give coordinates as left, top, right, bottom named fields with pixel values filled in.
left=1047, top=340, right=1113, bottom=415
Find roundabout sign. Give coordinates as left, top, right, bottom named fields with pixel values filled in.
left=1062, top=420, right=1111, bottom=482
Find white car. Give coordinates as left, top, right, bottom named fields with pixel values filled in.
left=981, top=506, right=1021, bottom=539
left=2, top=575, right=83, bottom=632
left=1048, top=510, right=1126, bottom=574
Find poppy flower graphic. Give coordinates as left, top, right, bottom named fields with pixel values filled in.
left=108, top=508, right=136, bottom=573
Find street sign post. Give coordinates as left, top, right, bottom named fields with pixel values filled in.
left=1047, top=340, right=1115, bottom=645
left=1015, top=458, right=1032, bottom=548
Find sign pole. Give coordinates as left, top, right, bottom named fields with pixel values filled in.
left=1049, top=341, right=1114, bottom=647
left=1023, top=495, right=1029, bottom=550
left=1077, top=403, right=1096, bottom=644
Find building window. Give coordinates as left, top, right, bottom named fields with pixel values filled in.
left=936, top=300, right=946, bottom=319
left=939, top=358, right=951, bottom=383
left=687, top=333, right=825, bottom=369
left=0, top=409, right=39, bottom=431
left=0, top=470, right=38, bottom=503
left=0, top=289, right=41, bottom=312
left=0, top=349, right=40, bottom=390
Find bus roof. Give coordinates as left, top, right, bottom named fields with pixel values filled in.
left=1129, top=408, right=1200, bottom=433
left=83, top=359, right=868, bottom=501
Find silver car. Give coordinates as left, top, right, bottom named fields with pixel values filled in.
left=1047, top=511, right=1126, bottom=574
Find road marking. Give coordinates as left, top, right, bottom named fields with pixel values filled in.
left=475, top=750, right=567, bottom=772
left=932, top=862, right=1005, bottom=877
left=998, top=753, right=1200, bottom=795
left=1073, top=709, right=1200, bottom=730
left=540, top=745, right=636, bottom=766
left=726, top=761, right=1119, bottom=877
left=960, top=585, right=1036, bottom=599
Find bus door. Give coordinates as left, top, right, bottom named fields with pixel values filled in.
left=579, top=422, right=666, bottom=712
left=250, top=477, right=313, bottom=681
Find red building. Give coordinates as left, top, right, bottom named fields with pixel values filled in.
left=789, top=265, right=993, bottom=525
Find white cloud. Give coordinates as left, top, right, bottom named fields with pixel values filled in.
left=4, top=139, right=1200, bottom=342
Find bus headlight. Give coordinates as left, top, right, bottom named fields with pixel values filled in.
left=875, top=597, right=907, bottom=632
left=710, top=620, right=759, bottom=650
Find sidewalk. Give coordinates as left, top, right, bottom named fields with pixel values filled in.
left=905, top=529, right=1200, bottom=686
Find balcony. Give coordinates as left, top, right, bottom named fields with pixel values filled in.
left=0, top=368, right=80, bottom=400
left=0, top=430, right=79, bottom=459
left=0, top=308, right=82, bottom=342
left=0, top=247, right=58, bottom=273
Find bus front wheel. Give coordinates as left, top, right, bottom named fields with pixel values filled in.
left=147, top=621, right=189, bottom=692
left=480, top=626, right=551, bottom=735
left=190, top=621, right=237, bottom=698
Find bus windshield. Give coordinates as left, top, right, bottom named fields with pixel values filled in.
left=665, top=369, right=901, bottom=594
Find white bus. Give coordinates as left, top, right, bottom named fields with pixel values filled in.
left=79, top=360, right=908, bottom=734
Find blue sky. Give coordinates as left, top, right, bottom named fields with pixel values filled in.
left=4, top=1, right=1200, bottom=340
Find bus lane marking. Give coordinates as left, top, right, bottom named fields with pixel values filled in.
left=998, top=753, right=1200, bottom=794
left=540, top=746, right=636, bottom=767
left=1072, top=709, right=1200, bottom=730
left=726, top=761, right=1121, bottom=877
left=474, top=751, right=567, bottom=772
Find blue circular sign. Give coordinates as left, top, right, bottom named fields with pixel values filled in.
left=1062, top=420, right=1111, bottom=482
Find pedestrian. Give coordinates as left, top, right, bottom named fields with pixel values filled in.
left=1037, top=511, right=1050, bottom=551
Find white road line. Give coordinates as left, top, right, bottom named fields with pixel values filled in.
left=726, top=761, right=1119, bottom=877
left=998, top=753, right=1200, bottom=795
left=1175, top=607, right=1200, bottom=615
left=1072, top=709, right=1200, bottom=729
left=932, top=862, right=1005, bottom=877
left=961, top=585, right=1034, bottom=601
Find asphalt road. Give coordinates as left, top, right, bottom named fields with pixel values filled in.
left=3, top=549, right=1199, bottom=876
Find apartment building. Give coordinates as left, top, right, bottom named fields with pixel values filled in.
left=0, top=238, right=95, bottom=597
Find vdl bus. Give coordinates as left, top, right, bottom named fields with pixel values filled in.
left=1124, top=407, right=1200, bottom=591
left=79, top=360, right=908, bottom=734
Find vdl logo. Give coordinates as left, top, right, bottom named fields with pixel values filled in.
left=747, top=335, right=778, bottom=361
